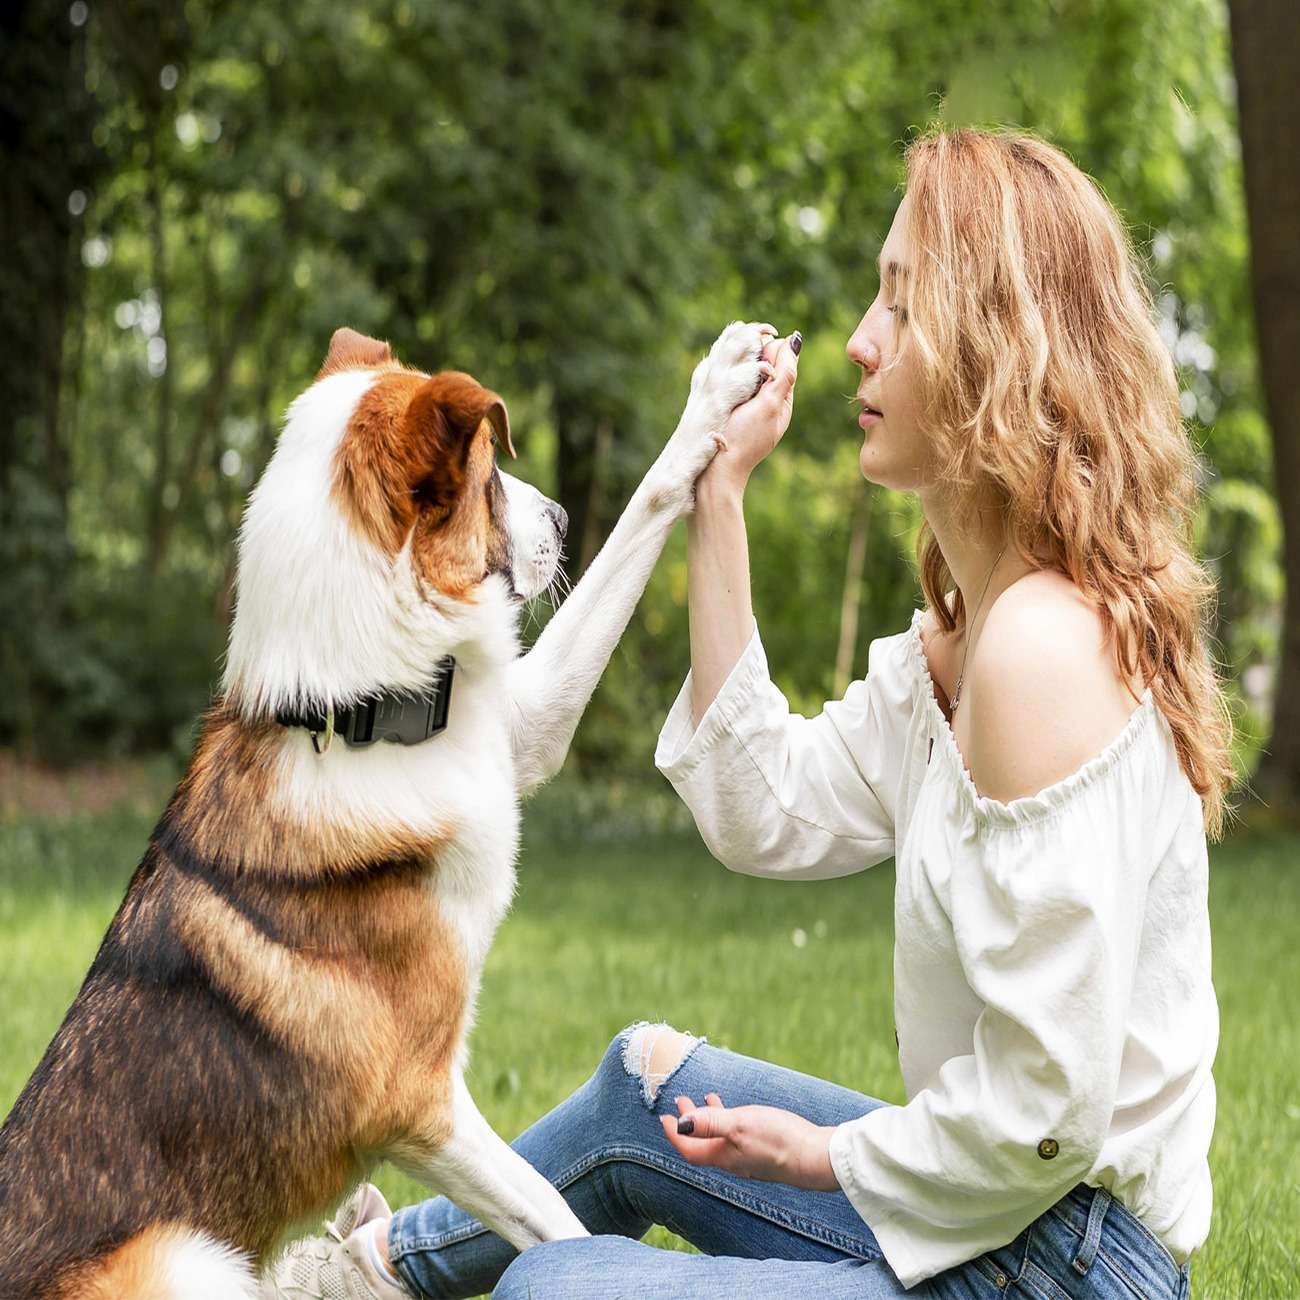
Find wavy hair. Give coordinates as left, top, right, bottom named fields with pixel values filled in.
left=900, top=125, right=1237, bottom=839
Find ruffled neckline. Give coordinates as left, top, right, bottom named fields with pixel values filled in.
left=904, top=607, right=1160, bottom=831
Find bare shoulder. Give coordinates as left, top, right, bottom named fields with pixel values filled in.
left=964, top=573, right=1147, bottom=805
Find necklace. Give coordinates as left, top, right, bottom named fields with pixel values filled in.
left=949, top=540, right=1008, bottom=715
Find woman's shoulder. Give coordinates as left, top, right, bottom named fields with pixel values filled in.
left=962, top=573, right=1154, bottom=808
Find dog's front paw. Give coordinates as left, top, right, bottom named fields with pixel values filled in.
left=642, top=321, right=775, bottom=511
left=687, top=320, right=778, bottom=426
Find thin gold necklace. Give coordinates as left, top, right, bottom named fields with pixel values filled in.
left=949, top=540, right=1008, bottom=716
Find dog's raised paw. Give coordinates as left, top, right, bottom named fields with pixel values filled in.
left=687, top=320, right=777, bottom=421
left=643, top=320, right=778, bottom=517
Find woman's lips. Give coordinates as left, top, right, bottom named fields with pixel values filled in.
left=858, top=407, right=883, bottom=428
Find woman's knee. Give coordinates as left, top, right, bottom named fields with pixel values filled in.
left=605, top=1021, right=705, bottom=1109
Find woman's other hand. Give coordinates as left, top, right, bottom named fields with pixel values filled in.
left=659, top=1091, right=839, bottom=1191
left=701, top=332, right=801, bottom=496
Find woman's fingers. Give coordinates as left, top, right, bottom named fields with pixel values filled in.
left=671, top=1103, right=733, bottom=1141
left=672, top=1092, right=725, bottom=1116
left=659, top=1110, right=731, bottom=1165
left=771, top=335, right=800, bottom=390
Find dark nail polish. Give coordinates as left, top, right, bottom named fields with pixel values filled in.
left=790, top=331, right=803, bottom=356
left=677, top=1116, right=695, bottom=1136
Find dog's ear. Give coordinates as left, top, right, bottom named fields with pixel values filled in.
left=405, top=372, right=513, bottom=512
left=316, top=327, right=395, bottom=381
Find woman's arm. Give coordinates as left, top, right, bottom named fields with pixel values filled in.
left=686, top=333, right=800, bottom=727
left=657, top=329, right=908, bottom=881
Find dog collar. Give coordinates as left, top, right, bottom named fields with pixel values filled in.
left=276, top=657, right=455, bottom=753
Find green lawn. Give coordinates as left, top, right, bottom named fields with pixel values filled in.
left=1, top=779, right=1297, bottom=1298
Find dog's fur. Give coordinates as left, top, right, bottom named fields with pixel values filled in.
left=0, top=322, right=770, bottom=1299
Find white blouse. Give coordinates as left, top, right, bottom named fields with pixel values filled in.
left=654, top=608, right=1217, bottom=1289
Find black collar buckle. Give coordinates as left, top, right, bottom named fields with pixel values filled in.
left=276, top=656, right=455, bottom=751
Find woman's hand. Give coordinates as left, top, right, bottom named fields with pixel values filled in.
left=659, top=1091, right=840, bottom=1191
left=699, top=332, right=801, bottom=496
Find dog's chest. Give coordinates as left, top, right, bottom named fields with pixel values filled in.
left=428, top=799, right=520, bottom=977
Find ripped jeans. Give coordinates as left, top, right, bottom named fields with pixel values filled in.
left=387, top=1026, right=1192, bottom=1300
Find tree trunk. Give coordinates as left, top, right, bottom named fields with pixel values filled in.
left=144, top=128, right=174, bottom=575
left=1228, top=0, right=1300, bottom=811
left=834, top=480, right=875, bottom=697
left=0, top=0, right=101, bottom=752
left=555, top=400, right=599, bottom=581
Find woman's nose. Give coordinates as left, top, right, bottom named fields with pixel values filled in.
left=846, top=324, right=880, bottom=373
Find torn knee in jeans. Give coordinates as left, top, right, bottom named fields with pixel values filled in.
left=620, top=1021, right=705, bottom=1108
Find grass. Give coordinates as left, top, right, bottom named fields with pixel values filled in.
left=1, top=773, right=1298, bottom=1298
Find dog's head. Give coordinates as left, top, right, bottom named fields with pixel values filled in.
left=222, top=328, right=567, bottom=720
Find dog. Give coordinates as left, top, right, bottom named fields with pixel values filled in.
left=0, top=320, right=773, bottom=1299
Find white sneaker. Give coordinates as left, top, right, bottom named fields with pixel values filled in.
left=260, top=1183, right=410, bottom=1300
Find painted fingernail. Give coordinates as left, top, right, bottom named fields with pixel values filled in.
left=677, top=1115, right=695, bottom=1136
left=790, top=331, right=803, bottom=355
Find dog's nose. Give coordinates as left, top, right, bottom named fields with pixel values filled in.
left=548, top=502, right=569, bottom=539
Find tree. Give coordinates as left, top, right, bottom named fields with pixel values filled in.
left=1228, top=0, right=1300, bottom=814
left=0, top=0, right=103, bottom=751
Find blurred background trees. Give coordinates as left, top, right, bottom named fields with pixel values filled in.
left=0, top=0, right=1288, bottom=811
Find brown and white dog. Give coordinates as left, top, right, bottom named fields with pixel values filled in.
left=0, top=321, right=772, bottom=1299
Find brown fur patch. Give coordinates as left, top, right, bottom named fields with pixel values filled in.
left=62, top=1224, right=198, bottom=1300
left=164, top=703, right=451, bottom=879
left=332, top=369, right=514, bottom=599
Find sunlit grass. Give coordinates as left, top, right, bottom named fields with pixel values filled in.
left=2, top=781, right=1297, bottom=1297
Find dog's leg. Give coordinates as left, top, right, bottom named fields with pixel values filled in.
left=508, top=320, right=775, bottom=791
left=393, top=1074, right=588, bottom=1251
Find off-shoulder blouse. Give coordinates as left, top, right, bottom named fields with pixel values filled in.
left=654, top=607, right=1217, bottom=1288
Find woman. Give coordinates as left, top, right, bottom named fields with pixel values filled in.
left=268, top=126, right=1232, bottom=1299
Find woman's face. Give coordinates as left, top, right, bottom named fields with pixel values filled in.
left=845, top=195, right=933, bottom=490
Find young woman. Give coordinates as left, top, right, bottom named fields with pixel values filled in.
left=266, top=126, right=1233, bottom=1300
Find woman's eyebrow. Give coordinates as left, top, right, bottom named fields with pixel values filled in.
left=876, top=255, right=906, bottom=285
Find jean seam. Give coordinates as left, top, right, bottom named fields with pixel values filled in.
left=390, top=1142, right=880, bottom=1261
left=1020, top=1257, right=1073, bottom=1300
left=1114, top=1204, right=1182, bottom=1275
left=586, top=1145, right=881, bottom=1258
left=1097, top=1249, right=1171, bottom=1300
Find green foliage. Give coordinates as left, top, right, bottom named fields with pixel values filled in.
left=4, top=0, right=1277, bottom=777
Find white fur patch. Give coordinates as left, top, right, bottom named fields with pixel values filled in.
left=498, top=470, right=562, bottom=599
left=161, top=1230, right=257, bottom=1300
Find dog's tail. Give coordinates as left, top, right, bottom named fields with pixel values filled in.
left=60, top=1222, right=258, bottom=1300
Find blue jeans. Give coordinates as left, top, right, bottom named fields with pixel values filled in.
left=388, top=1026, right=1193, bottom=1299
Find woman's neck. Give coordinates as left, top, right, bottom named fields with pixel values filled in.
left=919, top=485, right=1038, bottom=629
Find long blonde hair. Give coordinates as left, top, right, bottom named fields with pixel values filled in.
left=901, top=125, right=1237, bottom=840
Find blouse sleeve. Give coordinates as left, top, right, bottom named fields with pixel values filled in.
left=653, top=619, right=912, bottom=880
left=826, top=781, right=1153, bottom=1286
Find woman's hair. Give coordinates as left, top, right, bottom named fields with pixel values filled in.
left=900, top=124, right=1238, bottom=840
